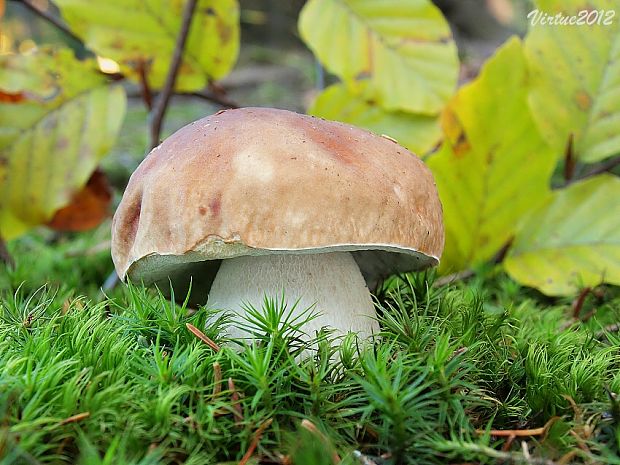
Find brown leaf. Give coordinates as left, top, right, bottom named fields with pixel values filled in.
left=0, top=0, right=5, bottom=19
left=0, top=90, right=26, bottom=103
left=46, top=169, right=112, bottom=232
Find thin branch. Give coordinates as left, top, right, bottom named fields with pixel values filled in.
left=137, top=60, right=153, bottom=111
left=571, top=287, right=591, bottom=319
left=58, top=412, right=90, bottom=426
left=433, top=237, right=514, bottom=287
left=148, top=0, right=198, bottom=150
left=228, top=377, right=244, bottom=424
left=18, top=0, right=84, bottom=45
left=0, top=233, right=14, bottom=269
left=238, top=418, right=273, bottom=465
left=186, top=323, right=220, bottom=352
left=187, top=91, right=239, bottom=109
left=433, top=269, right=474, bottom=287
left=577, top=154, right=620, bottom=181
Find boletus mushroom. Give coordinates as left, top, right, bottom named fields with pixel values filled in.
left=111, top=107, right=444, bottom=340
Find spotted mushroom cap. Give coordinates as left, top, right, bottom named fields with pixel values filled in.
left=111, top=107, right=444, bottom=300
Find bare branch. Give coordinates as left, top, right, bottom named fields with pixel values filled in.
left=148, top=0, right=198, bottom=150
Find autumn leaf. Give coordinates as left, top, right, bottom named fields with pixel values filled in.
left=0, top=48, right=126, bottom=240
left=525, top=0, right=620, bottom=162
left=46, top=169, right=112, bottom=232
left=505, top=175, right=620, bottom=295
left=309, top=82, right=442, bottom=156
left=427, top=37, right=556, bottom=273
left=299, top=0, right=459, bottom=114
left=54, top=0, right=240, bottom=91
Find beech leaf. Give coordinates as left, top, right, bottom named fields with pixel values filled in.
left=54, top=0, right=240, bottom=91
left=505, top=175, right=620, bottom=295
left=525, top=0, right=620, bottom=162
left=0, top=48, right=126, bottom=240
left=308, top=82, right=441, bottom=156
left=427, top=38, right=556, bottom=273
left=299, top=0, right=459, bottom=114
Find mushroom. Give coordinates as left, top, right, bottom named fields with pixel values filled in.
left=111, top=107, right=444, bottom=340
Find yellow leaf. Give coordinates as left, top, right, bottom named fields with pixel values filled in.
left=309, top=82, right=442, bottom=156
left=525, top=0, right=620, bottom=162
left=505, top=175, right=620, bottom=295
left=0, top=48, right=126, bottom=239
left=299, top=0, right=459, bottom=114
left=427, top=38, right=556, bottom=273
left=55, top=0, right=240, bottom=91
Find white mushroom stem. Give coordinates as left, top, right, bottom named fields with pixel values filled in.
left=206, top=251, right=378, bottom=341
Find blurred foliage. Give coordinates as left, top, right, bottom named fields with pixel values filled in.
left=505, top=174, right=620, bottom=295
left=54, top=0, right=240, bottom=91
left=299, top=0, right=459, bottom=115
left=527, top=0, right=620, bottom=163
left=0, top=0, right=240, bottom=242
left=427, top=38, right=556, bottom=273
left=303, top=0, right=620, bottom=296
left=0, top=47, right=125, bottom=240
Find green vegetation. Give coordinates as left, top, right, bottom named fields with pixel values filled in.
left=2, top=238, right=620, bottom=464
left=2, top=0, right=620, bottom=463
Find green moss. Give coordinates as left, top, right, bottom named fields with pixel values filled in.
left=1, top=258, right=620, bottom=464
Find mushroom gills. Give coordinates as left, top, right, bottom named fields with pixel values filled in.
left=206, top=251, right=378, bottom=340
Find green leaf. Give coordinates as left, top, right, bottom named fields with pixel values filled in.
left=298, top=0, right=458, bottom=114
left=426, top=37, right=556, bottom=273
left=525, top=0, right=620, bottom=162
left=0, top=48, right=126, bottom=240
left=54, top=0, right=240, bottom=91
left=308, top=82, right=441, bottom=155
left=504, top=175, right=620, bottom=296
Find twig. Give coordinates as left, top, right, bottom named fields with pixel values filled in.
left=596, top=322, right=620, bottom=340
left=228, top=377, right=244, bottom=424
left=433, top=269, right=474, bottom=287
left=187, top=91, right=239, bottom=109
left=571, top=287, right=591, bottom=319
left=353, top=451, right=378, bottom=465
left=137, top=60, right=153, bottom=111
left=148, top=0, right=198, bottom=149
left=238, top=418, right=273, bottom=465
left=477, top=417, right=559, bottom=437
left=101, top=271, right=119, bottom=292
left=58, top=412, right=90, bottom=426
left=65, top=240, right=111, bottom=258
left=212, top=361, right=222, bottom=397
left=0, top=233, right=14, bottom=269
left=301, top=419, right=341, bottom=464
left=18, top=0, right=84, bottom=45
left=433, top=238, right=514, bottom=287
left=186, top=323, right=220, bottom=351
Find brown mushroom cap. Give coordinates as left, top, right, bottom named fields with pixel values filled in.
left=111, top=107, right=444, bottom=301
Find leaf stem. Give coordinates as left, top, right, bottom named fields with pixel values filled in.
left=18, top=0, right=84, bottom=46
left=576, top=155, right=620, bottom=182
left=148, top=0, right=198, bottom=150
